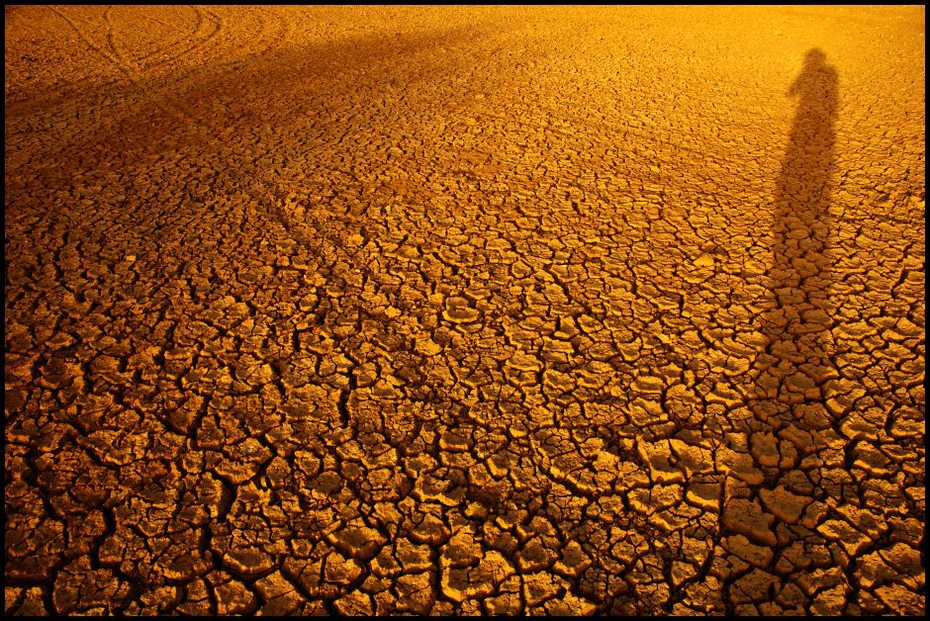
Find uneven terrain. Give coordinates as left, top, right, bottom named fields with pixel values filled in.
left=4, top=5, right=925, bottom=615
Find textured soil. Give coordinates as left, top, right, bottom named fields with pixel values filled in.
left=4, top=6, right=925, bottom=615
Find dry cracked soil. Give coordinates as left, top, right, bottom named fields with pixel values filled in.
left=4, top=5, right=926, bottom=616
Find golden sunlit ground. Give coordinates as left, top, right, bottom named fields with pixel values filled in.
left=4, top=5, right=925, bottom=615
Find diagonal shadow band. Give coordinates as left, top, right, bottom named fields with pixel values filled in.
left=753, top=49, right=838, bottom=433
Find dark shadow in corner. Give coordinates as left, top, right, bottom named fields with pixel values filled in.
left=754, top=49, right=838, bottom=433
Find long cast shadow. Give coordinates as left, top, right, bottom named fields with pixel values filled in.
left=754, top=49, right=838, bottom=432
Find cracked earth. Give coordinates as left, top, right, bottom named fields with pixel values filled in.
left=4, top=6, right=925, bottom=616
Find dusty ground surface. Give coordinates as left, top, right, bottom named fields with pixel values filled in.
left=4, top=5, right=925, bottom=615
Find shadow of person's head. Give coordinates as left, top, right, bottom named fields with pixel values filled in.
left=805, top=48, right=827, bottom=65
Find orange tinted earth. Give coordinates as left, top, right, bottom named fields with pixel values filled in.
left=4, top=5, right=925, bottom=615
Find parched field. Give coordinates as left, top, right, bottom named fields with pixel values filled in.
left=4, top=6, right=925, bottom=615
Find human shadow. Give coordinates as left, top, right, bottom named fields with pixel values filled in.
left=753, top=49, right=838, bottom=433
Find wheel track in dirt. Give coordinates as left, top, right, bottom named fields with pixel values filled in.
left=99, top=4, right=206, bottom=127
left=47, top=5, right=208, bottom=134
left=252, top=5, right=292, bottom=57
left=132, top=6, right=222, bottom=70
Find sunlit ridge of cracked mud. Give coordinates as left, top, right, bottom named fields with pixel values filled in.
left=4, top=6, right=925, bottom=616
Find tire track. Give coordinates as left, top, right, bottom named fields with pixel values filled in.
left=250, top=5, right=293, bottom=58
left=101, top=5, right=204, bottom=126
left=135, top=6, right=224, bottom=74
left=47, top=5, right=207, bottom=134
left=133, top=6, right=201, bottom=65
